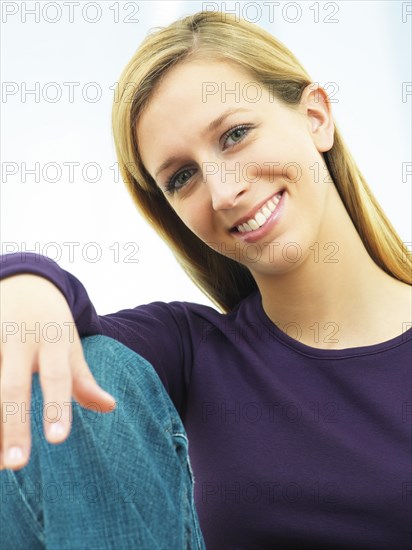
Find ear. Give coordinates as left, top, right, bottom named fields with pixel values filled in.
left=299, top=83, right=334, bottom=153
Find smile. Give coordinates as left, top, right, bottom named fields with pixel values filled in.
left=231, top=190, right=287, bottom=243
left=235, top=191, right=283, bottom=233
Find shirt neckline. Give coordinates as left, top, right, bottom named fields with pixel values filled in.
left=251, top=290, right=412, bottom=359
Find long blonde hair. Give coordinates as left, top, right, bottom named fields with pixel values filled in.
left=112, top=10, right=411, bottom=313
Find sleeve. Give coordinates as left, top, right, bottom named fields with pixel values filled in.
left=0, top=252, right=200, bottom=415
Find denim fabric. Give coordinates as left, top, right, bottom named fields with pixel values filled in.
left=0, top=335, right=206, bottom=550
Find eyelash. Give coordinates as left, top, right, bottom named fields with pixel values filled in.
left=164, top=124, right=254, bottom=195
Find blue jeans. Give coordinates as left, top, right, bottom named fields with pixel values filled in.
left=0, top=335, right=206, bottom=549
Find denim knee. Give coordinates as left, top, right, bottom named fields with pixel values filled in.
left=0, top=335, right=205, bottom=550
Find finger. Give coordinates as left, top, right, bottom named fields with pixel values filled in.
left=38, top=345, right=73, bottom=444
left=0, top=346, right=33, bottom=470
left=0, top=350, right=3, bottom=469
left=69, top=339, right=116, bottom=413
left=0, top=383, right=3, bottom=470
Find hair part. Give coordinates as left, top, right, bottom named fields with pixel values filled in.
left=112, top=10, right=411, bottom=313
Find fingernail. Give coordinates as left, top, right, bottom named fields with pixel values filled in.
left=49, top=422, right=65, bottom=439
left=5, top=446, right=24, bottom=466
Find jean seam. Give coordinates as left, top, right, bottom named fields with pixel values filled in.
left=173, top=432, right=193, bottom=550
left=172, top=432, right=204, bottom=550
left=3, top=469, right=45, bottom=545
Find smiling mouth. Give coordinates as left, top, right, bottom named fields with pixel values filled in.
left=230, top=190, right=285, bottom=233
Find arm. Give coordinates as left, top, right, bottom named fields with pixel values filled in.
left=0, top=252, right=196, bottom=470
left=1, top=252, right=193, bottom=402
left=1, top=252, right=103, bottom=338
left=0, top=253, right=129, bottom=473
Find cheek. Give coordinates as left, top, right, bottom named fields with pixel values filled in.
left=247, top=131, right=312, bottom=181
left=174, top=202, right=214, bottom=241
left=274, top=132, right=325, bottom=193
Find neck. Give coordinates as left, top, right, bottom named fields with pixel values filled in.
left=253, top=184, right=407, bottom=349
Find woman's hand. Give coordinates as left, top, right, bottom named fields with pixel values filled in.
left=0, top=274, right=116, bottom=470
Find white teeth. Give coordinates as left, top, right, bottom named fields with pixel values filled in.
left=255, top=212, right=267, bottom=227
left=235, top=191, right=283, bottom=233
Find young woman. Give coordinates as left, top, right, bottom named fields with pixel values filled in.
left=1, top=10, right=411, bottom=550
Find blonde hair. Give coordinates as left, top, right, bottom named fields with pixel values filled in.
left=112, top=10, right=411, bottom=313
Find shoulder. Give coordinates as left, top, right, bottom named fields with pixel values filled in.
left=145, top=290, right=260, bottom=336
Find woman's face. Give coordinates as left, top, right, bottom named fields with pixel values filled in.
left=137, top=59, right=335, bottom=277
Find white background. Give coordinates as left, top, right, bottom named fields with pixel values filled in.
left=1, top=0, right=411, bottom=314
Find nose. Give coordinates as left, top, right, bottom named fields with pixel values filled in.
left=205, top=162, right=250, bottom=211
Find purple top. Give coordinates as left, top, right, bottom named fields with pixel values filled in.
left=1, top=252, right=411, bottom=549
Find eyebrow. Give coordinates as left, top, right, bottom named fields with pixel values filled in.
left=154, top=107, right=253, bottom=180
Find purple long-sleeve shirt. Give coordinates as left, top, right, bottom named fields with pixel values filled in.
left=1, top=252, right=411, bottom=549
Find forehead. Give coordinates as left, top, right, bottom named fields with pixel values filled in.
left=142, top=58, right=258, bottom=114
left=136, top=59, right=267, bottom=176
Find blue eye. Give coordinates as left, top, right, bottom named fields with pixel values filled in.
left=164, top=124, right=253, bottom=195
left=222, top=125, right=249, bottom=148
left=166, top=168, right=195, bottom=193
